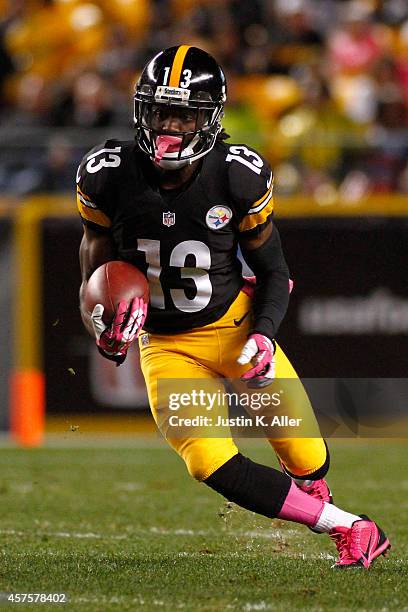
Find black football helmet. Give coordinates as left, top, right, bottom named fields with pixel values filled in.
left=134, top=45, right=227, bottom=169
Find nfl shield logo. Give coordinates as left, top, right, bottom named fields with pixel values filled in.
left=163, top=211, right=175, bottom=227
left=140, top=333, right=149, bottom=347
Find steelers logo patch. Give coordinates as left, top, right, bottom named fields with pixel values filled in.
left=206, top=206, right=232, bottom=230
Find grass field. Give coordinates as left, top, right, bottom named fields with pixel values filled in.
left=0, top=438, right=406, bottom=611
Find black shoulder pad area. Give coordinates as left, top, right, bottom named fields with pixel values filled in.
left=226, top=144, right=273, bottom=218
left=76, top=139, right=133, bottom=231
left=76, top=139, right=125, bottom=199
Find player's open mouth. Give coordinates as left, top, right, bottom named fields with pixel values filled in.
left=155, top=135, right=183, bottom=162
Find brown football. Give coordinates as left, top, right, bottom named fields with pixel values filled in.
left=84, top=261, right=149, bottom=322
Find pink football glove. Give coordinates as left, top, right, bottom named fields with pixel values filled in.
left=91, top=298, right=148, bottom=365
left=237, top=333, right=276, bottom=388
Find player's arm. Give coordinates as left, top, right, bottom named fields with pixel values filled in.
left=76, top=146, right=117, bottom=336
left=76, top=144, right=147, bottom=364
left=228, top=147, right=289, bottom=386
left=237, top=220, right=289, bottom=387
left=229, top=148, right=290, bottom=340
left=79, top=225, right=116, bottom=336
left=239, top=220, right=290, bottom=341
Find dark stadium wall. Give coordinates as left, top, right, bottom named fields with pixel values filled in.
left=277, top=217, right=408, bottom=377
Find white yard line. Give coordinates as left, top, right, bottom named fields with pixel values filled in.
left=149, top=526, right=298, bottom=539
left=72, top=595, right=186, bottom=608
left=0, top=525, right=297, bottom=542
left=0, top=528, right=127, bottom=540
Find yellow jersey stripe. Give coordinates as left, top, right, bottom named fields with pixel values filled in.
left=169, top=45, right=191, bottom=87
left=239, top=197, right=274, bottom=232
left=250, top=184, right=273, bottom=212
left=76, top=187, right=97, bottom=209
left=77, top=186, right=93, bottom=202
left=249, top=189, right=273, bottom=214
left=78, top=193, right=96, bottom=209
left=76, top=193, right=111, bottom=228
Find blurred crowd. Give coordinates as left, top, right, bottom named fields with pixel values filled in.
left=0, top=0, right=407, bottom=199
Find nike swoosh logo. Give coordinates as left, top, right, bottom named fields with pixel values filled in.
left=361, top=533, right=372, bottom=561
left=234, top=311, right=250, bottom=327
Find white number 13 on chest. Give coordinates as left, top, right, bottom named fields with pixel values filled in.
left=138, top=239, right=212, bottom=312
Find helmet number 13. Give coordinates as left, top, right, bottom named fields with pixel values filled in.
left=162, top=67, right=192, bottom=88
left=138, top=239, right=212, bottom=312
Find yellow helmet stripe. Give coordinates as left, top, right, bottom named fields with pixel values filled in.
left=168, top=45, right=191, bottom=87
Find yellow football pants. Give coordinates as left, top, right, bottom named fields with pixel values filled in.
left=139, top=290, right=327, bottom=481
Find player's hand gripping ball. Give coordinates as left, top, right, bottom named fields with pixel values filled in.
left=84, top=261, right=149, bottom=365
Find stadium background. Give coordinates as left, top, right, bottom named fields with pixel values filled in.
left=0, top=0, right=407, bottom=443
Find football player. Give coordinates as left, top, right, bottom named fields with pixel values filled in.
left=77, top=46, right=390, bottom=568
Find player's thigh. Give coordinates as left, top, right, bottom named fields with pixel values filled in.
left=139, top=342, right=238, bottom=480
left=273, top=342, right=319, bottom=425
left=139, top=341, right=216, bottom=425
left=270, top=343, right=327, bottom=475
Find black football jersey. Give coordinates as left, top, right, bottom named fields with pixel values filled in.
left=76, top=139, right=274, bottom=334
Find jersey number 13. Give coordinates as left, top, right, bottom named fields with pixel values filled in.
left=138, top=239, right=212, bottom=312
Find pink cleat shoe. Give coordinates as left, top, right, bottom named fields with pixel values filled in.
left=330, top=515, right=390, bottom=569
